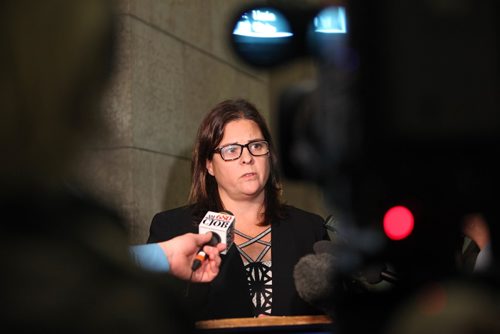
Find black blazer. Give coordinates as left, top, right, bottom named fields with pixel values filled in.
left=148, top=205, right=328, bottom=320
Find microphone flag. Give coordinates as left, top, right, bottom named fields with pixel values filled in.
left=199, top=211, right=235, bottom=254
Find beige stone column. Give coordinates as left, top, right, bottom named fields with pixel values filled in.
left=79, top=0, right=327, bottom=244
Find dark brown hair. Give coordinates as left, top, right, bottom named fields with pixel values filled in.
left=188, top=98, right=284, bottom=225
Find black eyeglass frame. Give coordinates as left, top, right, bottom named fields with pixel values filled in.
left=213, top=140, right=270, bottom=161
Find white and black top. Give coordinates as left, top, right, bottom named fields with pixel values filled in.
left=235, top=227, right=273, bottom=316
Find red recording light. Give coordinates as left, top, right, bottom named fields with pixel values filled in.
left=383, top=205, right=414, bottom=240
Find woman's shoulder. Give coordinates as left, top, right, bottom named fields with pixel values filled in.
left=281, top=205, right=325, bottom=226
left=148, top=205, right=196, bottom=242
left=152, top=205, right=195, bottom=222
left=277, top=205, right=328, bottom=240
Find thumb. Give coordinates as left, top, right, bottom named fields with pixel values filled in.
left=196, top=232, right=213, bottom=245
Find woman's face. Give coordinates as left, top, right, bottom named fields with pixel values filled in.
left=206, top=119, right=270, bottom=203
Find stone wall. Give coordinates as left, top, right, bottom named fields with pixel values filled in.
left=80, top=0, right=327, bottom=244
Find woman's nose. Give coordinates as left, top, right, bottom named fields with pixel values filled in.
left=240, top=146, right=254, bottom=164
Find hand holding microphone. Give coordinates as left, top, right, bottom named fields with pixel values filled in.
left=160, top=211, right=234, bottom=287
left=191, top=232, right=221, bottom=271
left=159, top=232, right=225, bottom=282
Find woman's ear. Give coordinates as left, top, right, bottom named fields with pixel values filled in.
left=206, top=159, right=214, bottom=176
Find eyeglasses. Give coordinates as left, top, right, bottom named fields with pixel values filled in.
left=213, top=140, right=270, bottom=161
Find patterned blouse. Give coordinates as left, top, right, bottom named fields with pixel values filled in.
left=235, top=226, right=273, bottom=316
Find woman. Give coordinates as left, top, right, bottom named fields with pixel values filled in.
left=148, top=98, right=328, bottom=320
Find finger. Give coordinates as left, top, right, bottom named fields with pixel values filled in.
left=202, top=262, right=217, bottom=281
left=209, top=258, right=220, bottom=275
left=202, top=245, right=216, bottom=257
left=203, top=243, right=225, bottom=258
left=194, top=270, right=207, bottom=282
left=208, top=251, right=221, bottom=267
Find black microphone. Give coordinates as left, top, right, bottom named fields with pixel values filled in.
left=313, top=239, right=337, bottom=254
left=313, top=239, right=399, bottom=285
left=294, top=237, right=345, bottom=316
left=294, top=236, right=400, bottom=316
left=323, top=216, right=399, bottom=286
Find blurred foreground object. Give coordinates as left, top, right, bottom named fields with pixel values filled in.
left=0, top=1, right=192, bottom=332
left=229, top=1, right=500, bottom=333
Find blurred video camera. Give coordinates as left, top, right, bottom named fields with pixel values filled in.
left=228, top=0, right=500, bottom=278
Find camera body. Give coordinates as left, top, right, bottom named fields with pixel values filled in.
left=229, top=1, right=499, bottom=332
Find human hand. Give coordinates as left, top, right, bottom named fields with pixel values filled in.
left=159, top=232, right=225, bottom=282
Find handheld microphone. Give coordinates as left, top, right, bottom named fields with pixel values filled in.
left=313, top=239, right=337, bottom=254
left=294, top=236, right=401, bottom=315
left=313, top=239, right=400, bottom=284
left=191, top=210, right=235, bottom=271
left=293, top=252, right=338, bottom=316
left=191, top=232, right=221, bottom=271
left=198, top=210, right=235, bottom=255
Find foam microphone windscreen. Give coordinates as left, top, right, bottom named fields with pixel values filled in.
left=293, top=252, right=337, bottom=312
left=313, top=240, right=336, bottom=254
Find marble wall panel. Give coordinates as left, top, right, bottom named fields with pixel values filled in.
left=78, top=147, right=192, bottom=244
left=118, top=0, right=260, bottom=71
left=83, top=0, right=328, bottom=242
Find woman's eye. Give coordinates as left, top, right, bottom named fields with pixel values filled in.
left=225, top=146, right=238, bottom=154
left=251, top=143, right=262, bottom=150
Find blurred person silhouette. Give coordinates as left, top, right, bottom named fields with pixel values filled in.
left=385, top=279, right=500, bottom=334
left=0, top=1, right=223, bottom=333
left=382, top=213, right=498, bottom=334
